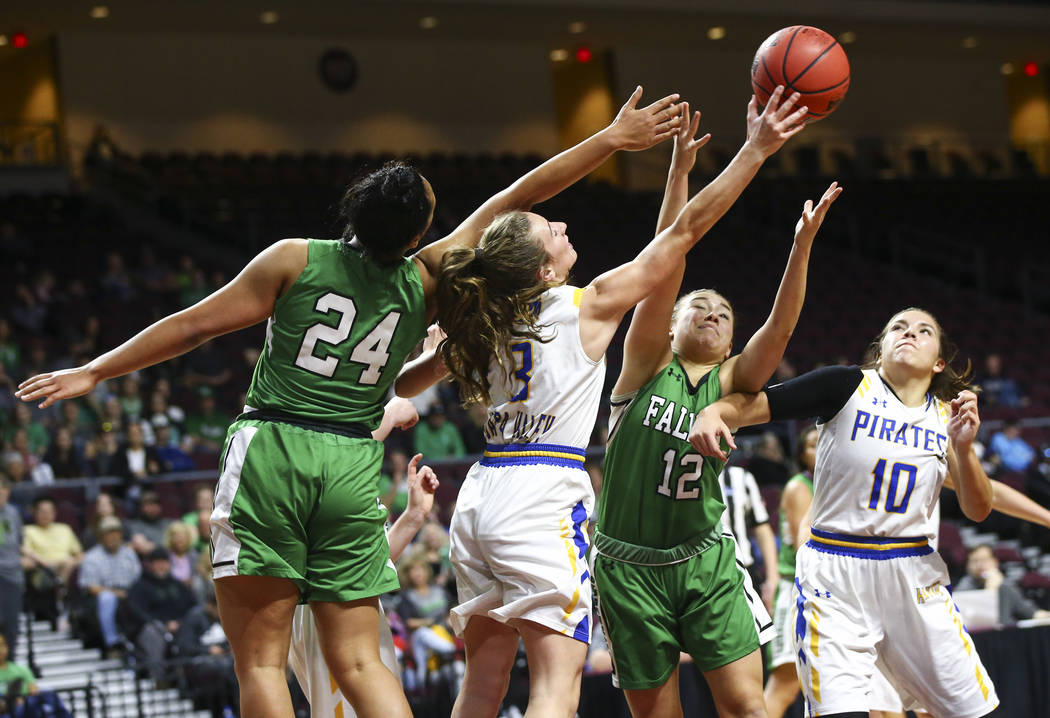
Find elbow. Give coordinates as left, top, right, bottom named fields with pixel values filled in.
left=962, top=498, right=993, bottom=523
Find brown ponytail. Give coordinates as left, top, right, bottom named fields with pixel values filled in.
left=861, top=307, right=975, bottom=402
left=436, top=212, right=554, bottom=406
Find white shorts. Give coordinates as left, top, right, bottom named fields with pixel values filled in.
left=449, top=461, right=594, bottom=642
left=767, top=576, right=797, bottom=670
left=288, top=603, right=400, bottom=718
left=794, top=535, right=998, bottom=718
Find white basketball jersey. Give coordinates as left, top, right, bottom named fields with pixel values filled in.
left=812, top=369, right=950, bottom=540
left=482, top=285, right=605, bottom=449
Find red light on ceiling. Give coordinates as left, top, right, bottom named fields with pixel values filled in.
left=1023, top=61, right=1039, bottom=77
left=12, top=32, right=27, bottom=48
left=575, top=46, right=592, bottom=63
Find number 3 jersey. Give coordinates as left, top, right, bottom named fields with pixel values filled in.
left=244, top=239, right=427, bottom=429
left=482, top=285, right=605, bottom=451
left=810, top=368, right=950, bottom=541
left=597, top=358, right=727, bottom=549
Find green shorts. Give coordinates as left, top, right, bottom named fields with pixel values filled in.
left=592, top=530, right=767, bottom=690
left=210, top=418, right=398, bottom=603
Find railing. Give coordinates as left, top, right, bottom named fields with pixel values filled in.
left=0, top=122, right=62, bottom=167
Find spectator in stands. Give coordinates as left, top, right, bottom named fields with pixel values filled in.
left=56, top=400, right=97, bottom=447
left=979, top=353, right=1026, bottom=409
left=0, top=477, right=24, bottom=657
left=44, top=427, right=85, bottom=480
left=987, top=419, right=1036, bottom=474
left=416, top=521, right=454, bottom=589
left=8, top=430, right=54, bottom=486
left=165, top=521, right=199, bottom=587
left=100, top=252, right=135, bottom=303
left=125, top=546, right=200, bottom=682
left=10, top=284, right=47, bottom=335
left=78, top=516, right=141, bottom=656
left=5, top=404, right=48, bottom=457
left=0, top=453, right=28, bottom=485
left=67, top=316, right=102, bottom=360
left=98, top=395, right=126, bottom=438
left=112, top=422, right=161, bottom=494
left=182, top=342, right=231, bottom=392
left=0, top=319, right=20, bottom=376
left=176, top=594, right=238, bottom=713
left=182, top=484, right=213, bottom=526
left=147, top=390, right=185, bottom=444
left=80, top=493, right=128, bottom=550
left=717, top=465, right=777, bottom=610
left=21, top=497, right=82, bottom=627
left=184, top=387, right=231, bottom=455
left=152, top=418, right=195, bottom=472
left=0, top=633, right=37, bottom=698
left=956, top=544, right=1050, bottom=625
left=0, top=363, right=17, bottom=424
left=395, top=550, right=460, bottom=692
left=85, top=429, right=121, bottom=478
left=412, top=404, right=466, bottom=460
left=117, top=375, right=144, bottom=422
left=127, top=491, right=172, bottom=556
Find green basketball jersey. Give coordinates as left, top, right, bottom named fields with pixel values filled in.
left=776, top=472, right=813, bottom=577
left=597, top=358, right=727, bottom=550
left=244, top=239, right=426, bottom=429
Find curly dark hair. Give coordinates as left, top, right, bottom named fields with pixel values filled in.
left=339, top=161, right=432, bottom=265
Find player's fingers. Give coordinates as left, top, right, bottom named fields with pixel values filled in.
left=763, top=86, right=785, bottom=114
left=644, top=93, right=681, bottom=115
left=423, top=475, right=439, bottom=492
left=747, top=96, right=759, bottom=123
left=779, top=106, right=809, bottom=131
left=773, top=91, right=801, bottom=120
left=690, top=109, right=701, bottom=135
left=781, top=121, right=807, bottom=140
left=408, top=453, right=423, bottom=473
left=652, top=129, right=679, bottom=144
left=691, top=133, right=712, bottom=150
left=721, top=427, right=737, bottom=451
left=622, top=85, right=644, bottom=110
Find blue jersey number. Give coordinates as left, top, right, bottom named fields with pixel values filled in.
left=868, top=458, right=918, bottom=514
left=509, top=341, right=533, bottom=402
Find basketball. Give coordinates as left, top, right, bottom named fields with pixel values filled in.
left=751, top=25, right=850, bottom=121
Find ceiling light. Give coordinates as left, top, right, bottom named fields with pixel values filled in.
left=90, top=6, right=110, bottom=19
left=707, top=26, right=726, bottom=41
left=0, top=36, right=7, bottom=47
left=839, top=31, right=856, bottom=44
left=962, top=36, right=978, bottom=49
left=1001, top=62, right=1015, bottom=75
left=568, top=21, right=586, bottom=34
left=550, top=48, right=569, bottom=62
left=420, top=16, right=438, bottom=30
left=260, top=11, right=279, bottom=25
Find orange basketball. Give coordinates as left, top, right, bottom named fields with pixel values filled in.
left=751, top=26, right=850, bottom=121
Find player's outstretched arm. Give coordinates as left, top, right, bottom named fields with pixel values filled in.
left=387, top=453, right=439, bottom=561
left=723, top=181, right=842, bottom=394
left=944, top=473, right=1050, bottom=529
left=582, top=87, right=808, bottom=365
left=615, top=102, right=710, bottom=393
left=413, top=87, right=682, bottom=302
left=17, top=239, right=304, bottom=408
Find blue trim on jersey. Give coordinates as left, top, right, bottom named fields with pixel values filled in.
left=571, top=500, right=589, bottom=559
left=480, top=442, right=586, bottom=469
left=807, top=527, right=932, bottom=560
left=572, top=615, right=590, bottom=643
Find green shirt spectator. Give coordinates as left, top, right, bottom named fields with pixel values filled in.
left=0, top=634, right=37, bottom=696
left=413, top=406, right=465, bottom=460
left=184, top=388, right=232, bottom=453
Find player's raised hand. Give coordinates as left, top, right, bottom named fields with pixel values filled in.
left=670, top=101, right=712, bottom=176
left=406, top=453, right=439, bottom=517
left=948, top=390, right=981, bottom=448
left=688, top=409, right=737, bottom=461
left=745, top=85, right=808, bottom=158
left=794, top=181, right=843, bottom=248
left=609, top=85, right=683, bottom=151
left=17, top=366, right=98, bottom=409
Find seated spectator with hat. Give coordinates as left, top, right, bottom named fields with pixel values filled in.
left=125, top=546, right=199, bottom=681
left=78, top=516, right=140, bottom=655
